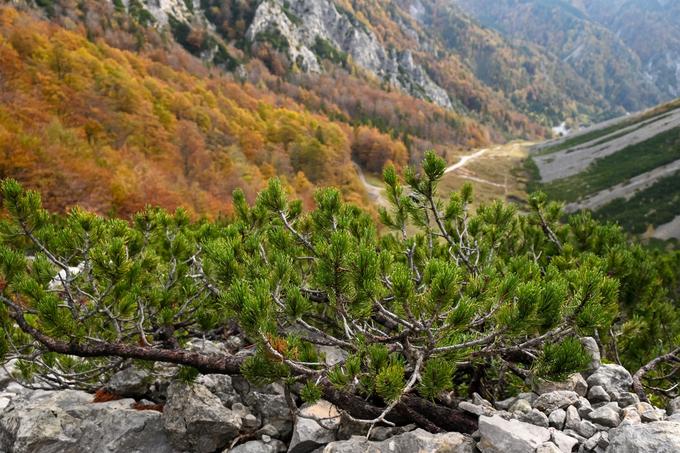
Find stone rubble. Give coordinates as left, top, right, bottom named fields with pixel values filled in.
left=0, top=336, right=676, bottom=453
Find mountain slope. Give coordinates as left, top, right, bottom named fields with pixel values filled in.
left=453, top=0, right=667, bottom=114
left=23, top=0, right=629, bottom=131
left=573, top=0, right=680, bottom=99
left=528, top=98, right=680, bottom=240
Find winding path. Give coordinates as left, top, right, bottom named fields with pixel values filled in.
left=444, top=149, right=487, bottom=174
left=354, top=148, right=491, bottom=207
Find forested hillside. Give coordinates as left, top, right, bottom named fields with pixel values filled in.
left=454, top=0, right=680, bottom=115
left=0, top=4, right=494, bottom=217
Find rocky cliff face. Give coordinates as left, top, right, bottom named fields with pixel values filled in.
left=110, top=0, right=452, bottom=109
left=244, top=0, right=452, bottom=108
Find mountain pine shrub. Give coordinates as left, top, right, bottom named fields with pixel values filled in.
left=0, top=152, right=677, bottom=430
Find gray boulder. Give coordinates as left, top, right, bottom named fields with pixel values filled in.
left=584, top=431, right=609, bottom=451
left=549, top=408, right=566, bottom=429
left=460, top=401, right=496, bottom=417
left=606, top=420, right=680, bottom=452
left=534, top=391, right=580, bottom=414
left=163, top=382, right=241, bottom=453
left=318, top=346, right=348, bottom=367
left=245, top=391, right=294, bottom=438
left=494, top=396, right=517, bottom=411
left=550, top=428, right=579, bottom=452
left=106, top=366, right=152, bottom=397
left=588, top=404, right=620, bottom=428
left=581, top=337, right=602, bottom=371
left=316, top=428, right=474, bottom=452
left=509, top=398, right=532, bottom=415
left=667, top=397, right=680, bottom=416
left=565, top=405, right=581, bottom=430
left=587, top=386, right=610, bottom=403
left=533, top=374, right=588, bottom=397
left=615, top=392, right=639, bottom=408
left=196, top=374, right=242, bottom=408
left=536, top=442, right=561, bottom=453
left=289, top=400, right=340, bottom=453
left=635, top=402, right=665, bottom=423
left=576, top=419, right=599, bottom=439
left=586, top=365, right=633, bottom=397
left=519, top=408, right=550, bottom=428
left=580, top=337, right=601, bottom=371
left=621, top=407, right=642, bottom=425
left=0, top=389, right=176, bottom=453
left=477, top=415, right=551, bottom=453
left=228, top=439, right=287, bottom=453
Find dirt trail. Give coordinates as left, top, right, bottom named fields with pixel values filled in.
left=354, top=162, right=389, bottom=207
left=355, top=147, right=498, bottom=207
left=444, top=149, right=487, bottom=174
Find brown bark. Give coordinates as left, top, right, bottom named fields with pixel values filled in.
left=632, top=347, right=680, bottom=403
left=10, top=305, right=478, bottom=434
left=10, top=310, right=244, bottom=375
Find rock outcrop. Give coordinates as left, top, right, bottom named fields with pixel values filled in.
left=244, top=0, right=452, bottom=108
left=0, top=390, right=176, bottom=453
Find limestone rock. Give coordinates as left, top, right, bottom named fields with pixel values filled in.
left=536, top=442, right=562, bottom=453
left=580, top=337, right=601, bottom=371
left=615, top=392, right=639, bottom=408
left=667, top=397, right=680, bottom=416
left=576, top=419, right=599, bottom=439
left=551, top=428, right=580, bottom=452
left=196, top=374, right=242, bottom=408
left=495, top=396, right=517, bottom=411
left=635, top=402, right=665, bottom=423
left=587, top=404, right=621, bottom=428
left=533, top=374, right=588, bottom=397
left=477, top=415, right=551, bottom=453
left=228, top=439, right=287, bottom=453
left=549, top=408, right=566, bottom=429
left=577, top=398, right=593, bottom=419
left=606, top=420, right=680, bottom=452
left=534, top=391, right=580, bottom=414
left=318, top=346, right=348, bottom=366
left=244, top=392, right=293, bottom=439
left=317, top=428, right=474, bottom=452
left=621, top=407, right=642, bottom=425
left=163, top=382, right=241, bottom=453
left=460, top=401, right=495, bottom=417
left=106, top=366, right=152, bottom=397
left=587, top=386, right=610, bottom=404
left=586, top=364, right=633, bottom=397
left=519, top=408, right=550, bottom=428
left=244, top=0, right=452, bottom=108
left=289, top=400, right=340, bottom=453
left=510, top=398, right=532, bottom=414
left=0, top=389, right=176, bottom=453
left=565, top=405, right=582, bottom=431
